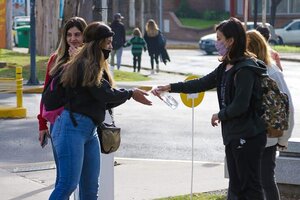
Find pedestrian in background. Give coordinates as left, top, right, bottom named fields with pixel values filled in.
left=49, top=21, right=152, bottom=200
left=246, top=29, right=294, bottom=200
left=144, top=19, right=169, bottom=74
left=110, top=13, right=126, bottom=70
left=152, top=17, right=267, bottom=200
left=37, top=17, right=87, bottom=195
left=124, top=27, right=147, bottom=72
left=256, top=25, right=283, bottom=71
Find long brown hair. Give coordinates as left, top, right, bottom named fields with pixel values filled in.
left=50, top=17, right=87, bottom=76
left=61, top=22, right=115, bottom=88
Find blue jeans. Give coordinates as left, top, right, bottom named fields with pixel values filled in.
left=49, top=110, right=100, bottom=200
left=110, top=47, right=123, bottom=70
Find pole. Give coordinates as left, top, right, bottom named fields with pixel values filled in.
left=244, top=0, right=249, bottom=30
left=262, top=0, right=267, bottom=26
left=159, top=0, right=163, bottom=31
left=254, top=0, right=258, bottom=28
left=27, top=0, right=39, bottom=85
left=16, top=67, right=23, bottom=108
left=190, top=99, right=195, bottom=200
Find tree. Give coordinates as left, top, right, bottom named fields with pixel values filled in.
left=270, top=0, right=282, bottom=26
left=36, top=0, right=60, bottom=56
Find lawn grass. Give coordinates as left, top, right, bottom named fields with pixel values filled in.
left=0, top=49, right=150, bottom=82
left=273, top=45, right=300, bottom=53
left=155, top=193, right=226, bottom=200
left=179, top=18, right=219, bottom=29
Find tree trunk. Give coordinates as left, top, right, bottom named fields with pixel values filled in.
left=36, top=0, right=60, bottom=56
left=270, top=0, right=282, bottom=26
left=5, top=0, right=12, bottom=50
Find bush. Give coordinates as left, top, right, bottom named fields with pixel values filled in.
left=175, top=0, right=201, bottom=18
left=202, top=10, right=230, bottom=20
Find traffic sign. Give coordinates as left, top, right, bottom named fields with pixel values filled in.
left=180, top=75, right=205, bottom=108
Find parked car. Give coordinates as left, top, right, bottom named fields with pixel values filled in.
left=199, top=22, right=278, bottom=55
left=275, top=19, right=300, bottom=45
left=12, top=16, right=30, bottom=47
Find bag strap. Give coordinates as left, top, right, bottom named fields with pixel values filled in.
left=108, top=109, right=115, bottom=125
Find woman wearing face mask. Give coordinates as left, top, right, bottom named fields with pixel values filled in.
left=152, top=17, right=267, bottom=200
left=48, top=21, right=152, bottom=200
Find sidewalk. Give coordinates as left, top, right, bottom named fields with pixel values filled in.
left=0, top=158, right=228, bottom=200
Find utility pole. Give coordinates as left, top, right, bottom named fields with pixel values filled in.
left=262, top=0, right=267, bottom=26
left=253, top=0, right=258, bottom=28
left=159, top=0, right=163, bottom=31
left=27, top=0, right=39, bottom=85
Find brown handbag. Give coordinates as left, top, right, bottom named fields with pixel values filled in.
left=97, top=109, right=121, bottom=154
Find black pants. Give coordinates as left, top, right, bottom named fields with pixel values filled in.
left=261, top=145, right=281, bottom=200
left=226, top=133, right=266, bottom=200
left=150, top=53, right=159, bottom=70
left=133, top=54, right=142, bottom=72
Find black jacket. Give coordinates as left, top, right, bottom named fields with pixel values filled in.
left=65, top=63, right=132, bottom=125
left=170, top=58, right=267, bottom=145
left=110, top=20, right=126, bottom=50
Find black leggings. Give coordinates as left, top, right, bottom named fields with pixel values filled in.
left=150, top=53, right=159, bottom=70
left=133, top=54, right=142, bottom=72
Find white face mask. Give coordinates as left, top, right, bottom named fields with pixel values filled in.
left=215, top=40, right=228, bottom=56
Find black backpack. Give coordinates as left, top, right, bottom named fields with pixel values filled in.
left=42, top=69, right=67, bottom=111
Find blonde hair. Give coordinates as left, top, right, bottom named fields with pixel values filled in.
left=145, top=19, right=159, bottom=37
left=246, top=30, right=272, bottom=66
left=133, top=28, right=142, bottom=37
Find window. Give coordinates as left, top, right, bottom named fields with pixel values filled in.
left=289, top=0, right=300, bottom=14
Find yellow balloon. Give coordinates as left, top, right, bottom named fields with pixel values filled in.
left=180, top=75, right=205, bottom=108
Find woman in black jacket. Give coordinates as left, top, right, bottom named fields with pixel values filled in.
left=144, top=19, right=168, bottom=74
left=152, top=17, right=267, bottom=200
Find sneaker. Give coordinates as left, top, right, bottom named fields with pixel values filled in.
left=156, top=65, right=159, bottom=73
left=151, top=69, right=155, bottom=74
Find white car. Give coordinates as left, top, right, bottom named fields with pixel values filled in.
left=275, top=19, right=300, bottom=45
left=199, top=22, right=278, bottom=55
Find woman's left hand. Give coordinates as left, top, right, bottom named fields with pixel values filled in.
left=132, top=88, right=152, bottom=105
left=211, top=113, right=220, bottom=127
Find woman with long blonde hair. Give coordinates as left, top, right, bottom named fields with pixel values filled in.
left=247, top=30, right=294, bottom=200
left=49, top=22, right=151, bottom=200
left=144, top=19, right=167, bottom=74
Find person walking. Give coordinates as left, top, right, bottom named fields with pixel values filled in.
left=37, top=17, right=87, bottom=195
left=152, top=17, right=267, bottom=200
left=49, top=21, right=152, bottom=200
left=124, top=27, right=147, bottom=72
left=110, top=13, right=126, bottom=70
left=246, top=29, right=294, bottom=200
left=144, top=19, right=168, bottom=74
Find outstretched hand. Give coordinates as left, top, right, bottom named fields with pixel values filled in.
left=132, top=88, right=152, bottom=105
left=151, top=85, right=171, bottom=100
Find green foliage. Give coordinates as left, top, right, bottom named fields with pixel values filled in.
left=179, top=18, right=219, bottom=29
left=175, top=0, right=201, bottom=18
left=202, top=10, right=230, bottom=21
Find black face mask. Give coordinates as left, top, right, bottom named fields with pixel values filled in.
left=102, top=49, right=111, bottom=60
